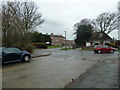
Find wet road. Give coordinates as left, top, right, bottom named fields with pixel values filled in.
left=66, top=59, right=118, bottom=88
left=2, top=49, right=118, bottom=88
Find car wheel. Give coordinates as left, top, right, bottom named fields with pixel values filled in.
left=110, top=50, right=114, bottom=53
left=98, top=50, right=101, bottom=53
left=23, top=55, right=30, bottom=62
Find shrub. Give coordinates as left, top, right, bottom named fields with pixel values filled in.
left=3, top=43, right=34, bottom=53
left=109, top=42, right=116, bottom=47
left=94, top=43, right=99, bottom=45
left=33, top=43, right=48, bottom=49
left=72, top=43, right=78, bottom=49
left=105, top=43, right=110, bottom=46
left=23, top=44, right=35, bottom=53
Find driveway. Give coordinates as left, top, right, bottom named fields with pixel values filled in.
left=2, top=49, right=118, bottom=88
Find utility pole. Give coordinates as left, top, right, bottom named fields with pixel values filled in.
left=64, top=31, right=67, bottom=49
left=64, top=31, right=66, bottom=39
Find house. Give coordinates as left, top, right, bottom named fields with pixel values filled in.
left=86, top=32, right=113, bottom=47
left=64, top=40, right=74, bottom=46
left=50, top=33, right=74, bottom=46
left=115, top=40, right=120, bottom=49
left=50, top=33, right=65, bottom=46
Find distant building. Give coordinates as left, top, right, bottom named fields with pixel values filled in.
left=64, top=40, right=74, bottom=46
left=50, top=33, right=74, bottom=46
left=50, top=33, right=65, bottom=46
left=86, top=32, right=113, bottom=47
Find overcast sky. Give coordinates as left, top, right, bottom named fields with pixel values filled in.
left=4, top=0, right=119, bottom=40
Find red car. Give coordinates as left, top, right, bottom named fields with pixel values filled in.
left=94, top=45, right=115, bottom=53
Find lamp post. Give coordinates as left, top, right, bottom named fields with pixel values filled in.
left=64, top=31, right=67, bottom=49
left=64, top=31, right=66, bottom=39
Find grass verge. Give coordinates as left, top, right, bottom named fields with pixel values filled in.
left=116, top=49, right=120, bottom=51
left=60, top=48, right=73, bottom=50
left=79, top=49, right=94, bottom=51
left=48, top=46, right=62, bottom=49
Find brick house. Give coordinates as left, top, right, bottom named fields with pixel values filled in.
left=50, top=33, right=74, bottom=46
left=50, top=33, right=65, bottom=46
left=64, top=40, right=74, bottom=46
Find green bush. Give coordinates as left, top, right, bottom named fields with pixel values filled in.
left=33, top=43, right=48, bottom=49
left=94, top=43, right=99, bottom=45
left=3, top=43, right=34, bottom=53
left=23, top=44, right=35, bottom=53
left=105, top=43, right=110, bottom=46
left=109, top=42, right=116, bottom=47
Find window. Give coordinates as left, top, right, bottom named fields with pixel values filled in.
left=4, top=48, right=21, bottom=53
left=94, top=45, right=102, bottom=48
left=103, top=45, right=109, bottom=48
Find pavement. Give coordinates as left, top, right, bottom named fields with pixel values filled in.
left=31, top=49, right=52, bottom=58
left=2, top=49, right=119, bottom=88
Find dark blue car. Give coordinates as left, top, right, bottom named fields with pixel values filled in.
left=0, top=47, right=31, bottom=64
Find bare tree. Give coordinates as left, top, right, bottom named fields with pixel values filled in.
left=2, top=2, right=44, bottom=47
left=92, top=12, right=118, bottom=34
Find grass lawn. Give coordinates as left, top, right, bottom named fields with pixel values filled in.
left=116, top=49, right=120, bottom=51
left=60, top=48, right=73, bottom=50
left=79, top=49, right=94, bottom=51
left=48, top=46, right=62, bottom=49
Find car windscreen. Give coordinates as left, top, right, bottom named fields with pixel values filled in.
left=0, top=47, right=6, bottom=52
left=94, top=45, right=102, bottom=48
left=3, top=47, right=22, bottom=53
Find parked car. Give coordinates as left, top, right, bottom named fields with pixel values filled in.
left=0, top=47, right=31, bottom=64
left=94, top=45, right=115, bottom=53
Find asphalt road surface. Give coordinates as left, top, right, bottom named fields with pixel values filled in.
left=2, top=48, right=119, bottom=88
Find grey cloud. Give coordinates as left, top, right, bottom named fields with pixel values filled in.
left=44, top=19, right=65, bottom=26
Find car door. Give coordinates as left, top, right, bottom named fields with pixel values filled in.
left=3, top=47, right=22, bottom=63
left=11, top=48, right=22, bottom=61
left=101, top=45, right=106, bottom=52
left=103, top=45, right=109, bottom=52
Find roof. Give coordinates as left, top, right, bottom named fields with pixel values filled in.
left=89, top=32, right=113, bottom=41
left=50, top=35, right=65, bottom=38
